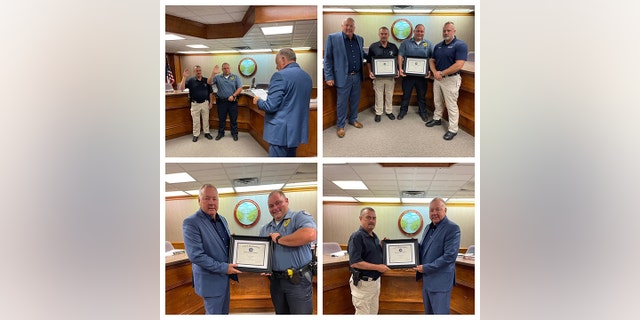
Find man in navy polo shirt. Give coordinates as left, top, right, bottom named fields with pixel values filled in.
left=398, top=24, right=433, bottom=122
left=179, top=65, right=214, bottom=142
left=426, top=21, right=469, bottom=141
left=347, top=207, right=390, bottom=314
left=367, top=26, right=399, bottom=122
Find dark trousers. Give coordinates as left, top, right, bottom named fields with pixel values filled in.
left=269, top=145, right=297, bottom=157
left=400, top=76, right=428, bottom=116
left=217, top=100, right=238, bottom=135
left=269, top=273, right=313, bottom=314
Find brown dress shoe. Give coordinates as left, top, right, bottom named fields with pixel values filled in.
left=349, top=121, right=363, bottom=128
left=337, top=128, right=345, bottom=138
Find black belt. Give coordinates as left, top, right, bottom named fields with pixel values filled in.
left=272, top=264, right=312, bottom=279
left=357, top=275, right=378, bottom=281
left=443, top=72, right=460, bottom=77
left=191, top=100, right=207, bottom=103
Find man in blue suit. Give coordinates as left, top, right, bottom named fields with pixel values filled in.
left=182, top=184, right=242, bottom=314
left=324, top=17, right=366, bottom=138
left=253, top=48, right=312, bottom=157
left=414, top=197, right=461, bottom=314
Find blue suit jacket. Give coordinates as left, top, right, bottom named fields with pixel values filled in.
left=323, top=32, right=365, bottom=87
left=418, top=216, right=461, bottom=293
left=183, top=209, right=233, bottom=297
left=257, top=62, right=312, bottom=148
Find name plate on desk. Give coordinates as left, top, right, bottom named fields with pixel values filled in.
left=229, top=235, right=273, bottom=273
left=381, top=239, right=419, bottom=269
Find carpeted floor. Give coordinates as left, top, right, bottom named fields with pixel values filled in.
left=323, top=106, right=475, bottom=157
left=165, top=131, right=268, bottom=157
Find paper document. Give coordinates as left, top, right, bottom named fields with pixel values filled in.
left=330, top=250, right=348, bottom=257
left=250, top=89, right=268, bottom=101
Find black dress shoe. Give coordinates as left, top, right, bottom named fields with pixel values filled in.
left=232, top=134, right=238, bottom=141
left=386, top=113, right=395, bottom=120
left=426, top=119, right=442, bottom=127
left=397, top=112, right=406, bottom=120
left=375, top=115, right=381, bottom=122
left=215, top=134, right=223, bottom=140
left=192, top=136, right=198, bottom=142
left=420, top=113, right=428, bottom=122
left=443, top=131, right=457, bottom=140
left=204, top=133, right=213, bottom=140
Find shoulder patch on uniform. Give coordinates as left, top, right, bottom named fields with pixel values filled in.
left=301, top=210, right=311, bottom=216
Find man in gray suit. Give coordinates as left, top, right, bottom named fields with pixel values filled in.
left=414, top=197, right=461, bottom=314
left=183, top=184, right=242, bottom=314
left=324, top=17, right=366, bottom=138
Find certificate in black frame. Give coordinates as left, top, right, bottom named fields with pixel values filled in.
left=381, top=238, right=419, bottom=269
left=229, top=235, right=273, bottom=273
left=371, top=56, right=397, bottom=77
left=403, top=56, right=429, bottom=76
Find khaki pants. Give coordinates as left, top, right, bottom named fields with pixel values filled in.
left=373, top=77, right=395, bottom=115
left=190, top=101, right=210, bottom=136
left=349, top=275, right=380, bottom=315
left=433, top=74, right=461, bottom=133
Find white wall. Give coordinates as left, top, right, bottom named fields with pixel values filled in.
left=180, top=51, right=318, bottom=87
left=166, top=190, right=318, bottom=243
left=323, top=203, right=475, bottom=248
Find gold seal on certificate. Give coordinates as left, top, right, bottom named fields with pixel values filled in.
left=371, top=56, right=397, bottom=77
left=381, top=239, right=419, bottom=269
left=229, top=235, right=273, bottom=272
left=404, top=57, right=428, bottom=76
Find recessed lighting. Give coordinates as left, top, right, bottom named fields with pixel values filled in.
left=165, top=191, right=188, bottom=197
left=355, top=197, right=401, bottom=203
left=332, top=180, right=368, bottom=190
left=235, top=183, right=284, bottom=193
left=323, top=196, right=358, bottom=202
left=165, top=33, right=185, bottom=41
left=186, top=44, right=209, bottom=49
left=239, top=49, right=273, bottom=53
left=354, top=9, right=393, bottom=13
left=322, top=7, right=355, bottom=12
left=284, top=181, right=317, bottom=189
left=432, top=8, right=474, bottom=13
left=261, top=25, right=293, bottom=35
left=290, top=47, right=312, bottom=51
left=393, top=9, right=433, bottom=14
left=165, top=172, right=195, bottom=184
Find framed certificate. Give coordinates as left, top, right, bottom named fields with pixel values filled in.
left=229, top=235, right=273, bottom=273
left=371, top=56, right=397, bottom=77
left=404, top=57, right=428, bottom=76
left=381, top=239, right=419, bottom=269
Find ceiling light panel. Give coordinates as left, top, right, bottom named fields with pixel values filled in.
left=332, top=180, right=368, bottom=190
left=165, top=172, right=195, bottom=184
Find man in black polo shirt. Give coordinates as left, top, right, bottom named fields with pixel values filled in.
left=347, top=207, right=390, bottom=314
left=179, top=65, right=214, bottom=142
left=367, top=26, right=399, bottom=122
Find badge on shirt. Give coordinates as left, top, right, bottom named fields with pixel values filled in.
left=230, top=76, right=235, bottom=81
left=423, top=43, right=427, bottom=47
left=283, top=218, right=291, bottom=227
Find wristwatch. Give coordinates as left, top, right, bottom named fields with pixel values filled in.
left=276, top=235, right=282, bottom=244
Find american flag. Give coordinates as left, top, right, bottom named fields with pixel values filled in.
left=166, top=58, right=175, bottom=84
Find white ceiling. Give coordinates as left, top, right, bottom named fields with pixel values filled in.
left=323, top=163, right=474, bottom=200
left=165, top=163, right=318, bottom=194
left=165, top=6, right=317, bottom=53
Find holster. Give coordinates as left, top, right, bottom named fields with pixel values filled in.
left=350, top=268, right=361, bottom=286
